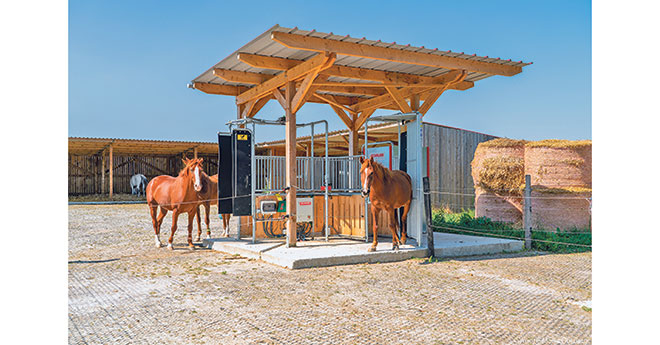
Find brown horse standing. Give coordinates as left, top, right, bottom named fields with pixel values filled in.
left=194, top=173, right=231, bottom=241
left=146, top=158, right=205, bottom=250
left=360, top=157, right=412, bottom=252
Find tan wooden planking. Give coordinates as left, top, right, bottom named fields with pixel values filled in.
left=271, top=31, right=522, bottom=76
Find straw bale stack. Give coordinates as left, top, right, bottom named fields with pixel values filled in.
left=471, top=139, right=526, bottom=223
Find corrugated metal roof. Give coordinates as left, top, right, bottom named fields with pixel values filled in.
left=191, top=24, right=531, bottom=91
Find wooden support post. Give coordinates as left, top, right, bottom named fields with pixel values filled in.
left=410, top=94, right=420, bottom=111
left=285, top=80, right=297, bottom=247
left=109, top=144, right=114, bottom=199
left=193, top=147, right=198, bottom=159
left=348, top=127, right=359, bottom=156
left=523, top=174, right=532, bottom=249
left=101, top=149, right=106, bottom=194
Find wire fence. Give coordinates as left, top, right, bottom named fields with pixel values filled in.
left=130, top=179, right=591, bottom=252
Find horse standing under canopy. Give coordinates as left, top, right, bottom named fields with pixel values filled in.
left=194, top=173, right=232, bottom=241
left=146, top=158, right=205, bottom=249
left=359, top=157, right=413, bottom=252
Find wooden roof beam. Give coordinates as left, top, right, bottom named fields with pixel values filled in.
left=237, top=53, right=473, bottom=90
left=271, top=31, right=521, bottom=76
left=236, top=52, right=336, bottom=105
left=352, top=69, right=466, bottom=113
left=193, top=82, right=247, bottom=96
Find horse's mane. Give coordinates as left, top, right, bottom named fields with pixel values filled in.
left=369, top=160, right=391, bottom=182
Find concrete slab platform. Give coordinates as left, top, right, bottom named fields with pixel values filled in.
left=262, top=239, right=427, bottom=269
left=203, top=232, right=523, bottom=269
left=433, top=232, right=523, bottom=257
left=202, top=237, right=284, bottom=260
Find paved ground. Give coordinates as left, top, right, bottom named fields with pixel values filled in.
left=69, top=204, right=592, bottom=344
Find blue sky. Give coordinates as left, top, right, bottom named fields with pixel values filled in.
left=69, top=0, right=591, bottom=143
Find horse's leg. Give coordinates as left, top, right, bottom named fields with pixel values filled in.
left=187, top=210, right=195, bottom=249
left=168, top=209, right=179, bottom=250
left=368, top=208, right=379, bottom=252
left=222, top=214, right=230, bottom=237
left=195, top=205, right=202, bottom=242
left=150, top=205, right=161, bottom=248
left=400, top=202, right=411, bottom=245
left=154, top=207, right=168, bottom=248
left=388, top=209, right=401, bottom=250
left=204, top=203, right=211, bottom=239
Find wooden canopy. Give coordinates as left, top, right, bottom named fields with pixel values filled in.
left=190, top=25, right=530, bottom=246
left=190, top=25, right=530, bottom=139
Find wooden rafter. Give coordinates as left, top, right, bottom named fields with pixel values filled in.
left=418, top=70, right=468, bottom=115
left=193, top=82, right=247, bottom=96
left=325, top=95, right=355, bottom=129
left=195, top=81, right=397, bottom=110
left=241, top=98, right=258, bottom=119
left=248, top=97, right=270, bottom=118
left=236, top=52, right=336, bottom=105
left=354, top=109, right=376, bottom=130
left=352, top=69, right=465, bottom=113
left=313, top=92, right=357, bottom=116
left=272, top=88, right=287, bottom=109
left=271, top=31, right=521, bottom=76
left=213, top=69, right=272, bottom=84
left=384, top=86, right=413, bottom=113
left=291, top=69, right=321, bottom=113
left=237, top=53, right=473, bottom=90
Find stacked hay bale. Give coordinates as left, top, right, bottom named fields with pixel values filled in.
left=525, top=140, right=592, bottom=230
left=471, top=139, right=526, bottom=223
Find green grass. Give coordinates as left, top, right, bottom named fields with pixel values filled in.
left=431, top=209, right=591, bottom=253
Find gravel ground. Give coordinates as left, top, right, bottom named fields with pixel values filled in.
left=69, top=204, right=592, bottom=344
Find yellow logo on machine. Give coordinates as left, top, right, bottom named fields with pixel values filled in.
left=237, top=134, right=248, bottom=141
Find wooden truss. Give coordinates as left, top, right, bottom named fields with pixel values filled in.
left=192, top=30, right=524, bottom=246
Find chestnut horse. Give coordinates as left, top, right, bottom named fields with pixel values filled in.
left=146, top=158, right=205, bottom=249
left=360, top=157, right=412, bottom=252
left=194, top=173, right=232, bottom=241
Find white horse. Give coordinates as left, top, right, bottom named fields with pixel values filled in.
left=130, top=174, right=148, bottom=196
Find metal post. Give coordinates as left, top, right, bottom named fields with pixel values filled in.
left=423, top=177, right=434, bottom=257
left=252, top=124, right=256, bottom=244
left=524, top=174, right=532, bottom=249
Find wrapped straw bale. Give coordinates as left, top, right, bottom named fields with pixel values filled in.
left=524, top=139, right=592, bottom=230
left=525, top=140, right=591, bottom=188
left=471, top=139, right=526, bottom=223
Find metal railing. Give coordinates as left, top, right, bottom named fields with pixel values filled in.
left=255, top=155, right=361, bottom=193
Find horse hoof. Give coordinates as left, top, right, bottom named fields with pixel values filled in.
left=167, top=244, right=173, bottom=250
left=367, top=246, right=377, bottom=252
left=206, top=234, right=211, bottom=240
left=188, top=246, right=195, bottom=251
left=392, top=245, right=399, bottom=251
left=195, top=237, right=201, bottom=242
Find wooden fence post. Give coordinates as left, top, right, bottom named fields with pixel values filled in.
left=423, top=177, right=435, bottom=257
left=109, top=144, right=114, bottom=199
left=523, top=174, right=532, bottom=249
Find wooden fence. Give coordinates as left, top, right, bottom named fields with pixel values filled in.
left=423, top=123, right=498, bottom=211
left=68, top=154, right=218, bottom=195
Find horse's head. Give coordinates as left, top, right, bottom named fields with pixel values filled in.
left=359, top=157, right=376, bottom=197
left=181, top=158, right=205, bottom=192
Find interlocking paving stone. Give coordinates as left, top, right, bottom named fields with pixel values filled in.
left=69, top=204, right=592, bottom=344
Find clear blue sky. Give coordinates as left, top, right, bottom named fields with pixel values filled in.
left=69, top=0, right=591, bottom=143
